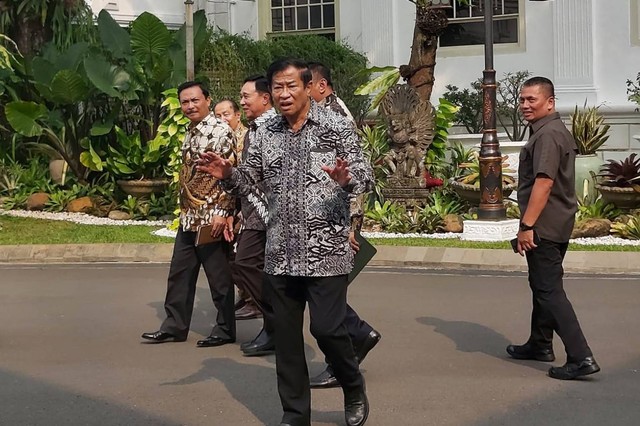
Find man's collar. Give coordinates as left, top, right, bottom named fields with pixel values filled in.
left=278, top=99, right=321, bottom=129
left=530, top=112, right=560, bottom=134
left=190, top=112, right=218, bottom=134
left=251, top=107, right=278, bottom=130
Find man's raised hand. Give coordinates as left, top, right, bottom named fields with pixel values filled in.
left=321, top=157, right=352, bottom=188
left=197, top=151, right=233, bottom=179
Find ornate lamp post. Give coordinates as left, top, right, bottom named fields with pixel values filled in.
left=478, top=0, right=506, bottom=220
left=185, top=0, right=195, bottom=80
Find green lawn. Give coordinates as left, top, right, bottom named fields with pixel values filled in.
left=0, top=216, right=171, bottom=245
left=0, top=215, right=638, bottom=251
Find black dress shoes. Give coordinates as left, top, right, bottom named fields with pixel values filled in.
left=242, top=338, right=275, bottom=357
left=355, top=330, right=382, bottom=363
left=310, top=366, right=340, bottom=389
left=141, top=331, right=186, bottom=343
left=506, top=343, right=555, bottom=362
left=344, top=385, right=369, bottom=426
left=196, top=335, right=234, bottom=347
left=548, top=356, right=600, bottom=380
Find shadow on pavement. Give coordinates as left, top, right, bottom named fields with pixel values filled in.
left=0, top=368, right=178, bottom=426
left=161, top=348, right=342, bottom=426
left=417, top=316, right=549, bottom=372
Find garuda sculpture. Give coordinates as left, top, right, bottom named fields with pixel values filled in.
left=380, top=84, right=435, bottom=182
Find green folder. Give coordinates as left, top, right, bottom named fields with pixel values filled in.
left=348, top=231, right=377, bottom=283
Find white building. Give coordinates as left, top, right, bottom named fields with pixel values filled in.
left=89, top=0, right=640, bottom=158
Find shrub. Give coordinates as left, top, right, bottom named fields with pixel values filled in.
left=199, top=32, right=370, bottom=123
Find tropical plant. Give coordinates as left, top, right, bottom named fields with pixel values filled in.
left=571, top=105, right=610, bottom=155
left=358, top=123, right=391, bottom=204
left=2, top=192, right=29, bottom=209
left=415, top=189, right=465, bottom=233
left=84, top=126, right=171, bottom=180
left=597, top=153, right=640, bottom=190
left=427, top=98, right=458, bottom=170
left=364, top=200, right=410, bottom=232
left=120, top=195, right=145, bottom=220
left=443, top=71, right=531, bottom=141
left=496, top=71, right=531, bottom=141
left=354, top=66, right=401, bottom=111
left=611, top=215, right=640, bottom=240
left=44, top=189, right=77, bottom=212
left=456, top=151, right=516, bottom=187
left=576, top=196, right=621, bottom=222
left=146, top=191, right=177, bottom=219
left=201, top=32, right=370, bottom=123
left=0, top=0, right=96, bottom=57
left=442, top=81, right=483, bottom=134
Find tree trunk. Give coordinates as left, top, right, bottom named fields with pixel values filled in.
left=400, top=5, right=449, bottom=104
left=404, top=25, right=438, bottom=102
left=13, top=14, right=50, bottom=58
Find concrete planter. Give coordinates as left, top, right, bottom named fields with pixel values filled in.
left=575, top=154, right=603, bottom=200
left=117, top=179, right=169, bottom=199
left=594, top=184, right=640, bottom=210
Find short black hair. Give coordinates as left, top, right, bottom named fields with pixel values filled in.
left=522, top=76, right=555, bottom=98
left=308, top=62, right=333, bottom=88
left=177, top=81, right=210, bottom=99
left=215, top=97, right=241, bottom=113
left=267, top=58, right=312, bottom=86
left=243, top=75, right=271, bottom=96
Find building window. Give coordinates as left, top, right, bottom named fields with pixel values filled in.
left=440, top=0, right=519, bottom=47
left=269, top=0, right=335, bottom=39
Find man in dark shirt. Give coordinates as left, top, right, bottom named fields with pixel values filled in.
left=508, top=76, right=600, bottom=380
left=198, top=59, right=372, bottom=426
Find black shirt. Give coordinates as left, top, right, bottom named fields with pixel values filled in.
left=517, top=112, right=578, bottom=242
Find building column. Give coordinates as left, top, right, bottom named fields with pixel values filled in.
left=552, top=0, right=597, bottom=107
left=361, top=0, right=394, bottom=67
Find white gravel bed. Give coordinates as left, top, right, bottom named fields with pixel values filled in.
left=2, top=209, right=639, bottom=247
left=0, top=209, right=169, bottom=227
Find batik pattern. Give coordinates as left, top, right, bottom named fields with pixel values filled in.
left=224, top=101, right=374, bottom=277
left=180, top=112, right=237, bottom=232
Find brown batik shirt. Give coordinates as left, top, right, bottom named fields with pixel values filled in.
left=179, top=112, right=237, bottom=232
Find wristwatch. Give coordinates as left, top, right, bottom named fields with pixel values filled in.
left=519, top=222, right=535, bottom=231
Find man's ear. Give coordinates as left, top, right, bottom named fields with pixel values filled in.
left=319, top=79, right=328, bottom=95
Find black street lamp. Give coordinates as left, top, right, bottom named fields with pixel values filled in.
left=478, top=0, right=506, bottom=220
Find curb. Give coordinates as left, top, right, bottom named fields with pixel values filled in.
left=0, top=243, right=639, bottom=275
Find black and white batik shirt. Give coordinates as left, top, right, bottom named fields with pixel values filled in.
left=224, top=101, right=374, bottom=277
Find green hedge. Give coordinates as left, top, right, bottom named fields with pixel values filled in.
left=198, top=32, right=370, bottom=123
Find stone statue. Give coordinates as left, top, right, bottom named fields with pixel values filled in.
left=380, top=84, right=435, bottom=182
left=379, top=84, right=436, bottom=207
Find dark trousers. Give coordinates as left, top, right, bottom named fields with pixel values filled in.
left=526, top=238, right=592, bottom=361
left=160, top=228, right=235, bottom=340
left=323, top=304, right=373, bottom=366
left=267, top=274, right=363, bottom=426
left=231, top=229, right=274, bottom=333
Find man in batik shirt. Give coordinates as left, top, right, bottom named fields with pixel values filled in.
left=141, top=81, right=237, bottom=348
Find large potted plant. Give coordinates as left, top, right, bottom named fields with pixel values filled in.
left=595, top=153, right=640, bottom=209
left=571, top=105, right=610, bottom=200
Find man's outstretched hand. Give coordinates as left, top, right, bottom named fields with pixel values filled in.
left=197, top=151, right=233, bottom=179
left=321, top=157, right=352, bottom=188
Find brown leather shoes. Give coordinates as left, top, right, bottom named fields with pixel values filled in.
left=235, top=303, right=262, bottom=320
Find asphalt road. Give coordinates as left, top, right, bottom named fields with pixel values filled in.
left=1, top=264, right=639, bottom=426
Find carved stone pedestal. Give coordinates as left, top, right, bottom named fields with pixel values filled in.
left=382, top=177, right=432, bottom=209
left=462, top=219, right=519, bottom=242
